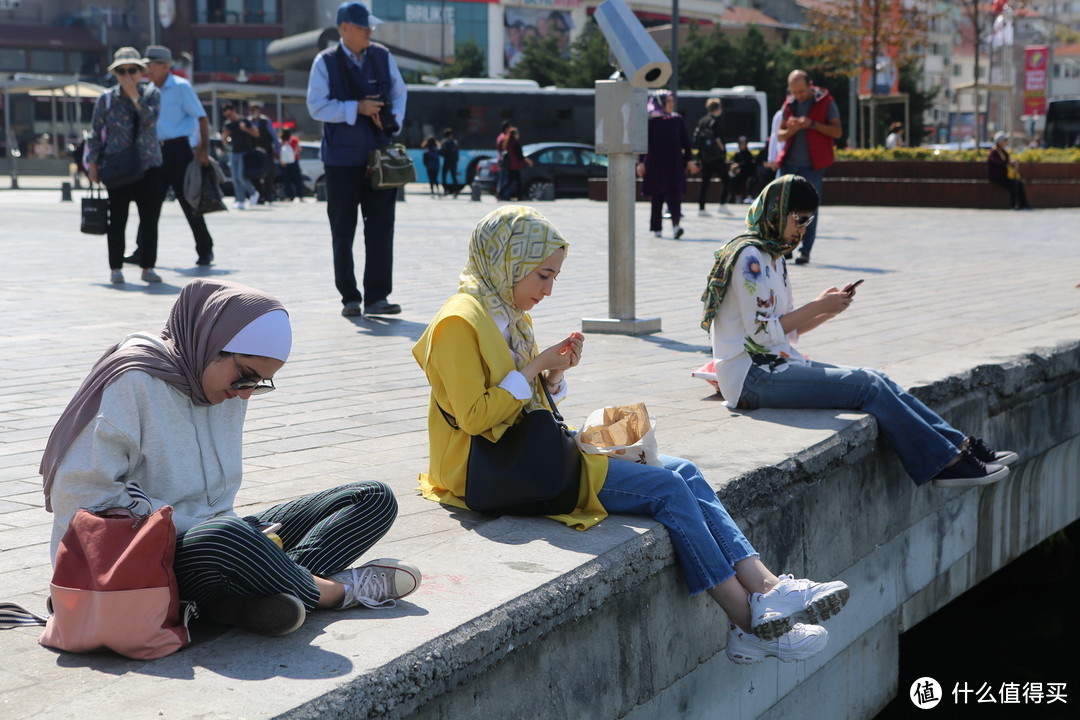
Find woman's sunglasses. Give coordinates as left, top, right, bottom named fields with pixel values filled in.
left=230, top=355, right=276, bottom=395
left=114, top=66, right=143, bottom=76
left=790, top=213, right=816, bottom=229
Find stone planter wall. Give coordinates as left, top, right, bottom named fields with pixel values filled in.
left=588, top=161, right=1080, bottom=208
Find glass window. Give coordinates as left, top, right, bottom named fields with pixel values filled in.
left=196, top=36, right=273, bottom=73
left=31, top=50, right=66, bottom=72
left=579, top=149, right=607, bottom=167
left=78, top=51, right=100, bottom=77
left=198, top=0, right=277, bottom=24
left=0, top=48, right=26, bottom=71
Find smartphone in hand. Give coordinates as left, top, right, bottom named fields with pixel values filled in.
left=843, top=279, right=864, bottom=294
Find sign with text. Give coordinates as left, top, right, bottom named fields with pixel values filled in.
left=1023, top=45, right=1048, bottom=116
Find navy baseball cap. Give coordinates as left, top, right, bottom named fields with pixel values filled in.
left=337, top=1, right=383, bottom=27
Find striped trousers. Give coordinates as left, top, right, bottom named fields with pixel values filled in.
left=174, top=481, right=398, bottom=612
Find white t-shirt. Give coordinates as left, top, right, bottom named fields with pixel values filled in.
left=709, top=246, right=810, bottom=406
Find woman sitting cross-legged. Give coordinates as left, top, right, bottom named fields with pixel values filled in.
left=41, top=279, right=420, bottom=638
left=698, top=174, right=1018, bottom=488
left=412, top=205, right=849, bottom=664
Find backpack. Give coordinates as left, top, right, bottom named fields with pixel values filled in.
left=279, top=142, right=296, bottom=164
left=694, top=118, right=723, bottom=162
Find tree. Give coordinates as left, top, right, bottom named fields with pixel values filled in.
left=508, top=35, right=570, bottom=87
left=444, top=40, right=486, bottom=79
left=954, top=0, right=1031, bottom=141
left=676, top=23, right=737, bottom=90
left=561, top=20, right=614, bottom=88
left=801, top=0, right=928, bottom=88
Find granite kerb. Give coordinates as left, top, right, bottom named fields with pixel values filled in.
left=280, top=339, right=1080, bottom=719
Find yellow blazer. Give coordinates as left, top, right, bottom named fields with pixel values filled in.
left=412, top=293, right=608, bottom=529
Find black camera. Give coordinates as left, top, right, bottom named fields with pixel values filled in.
left=375, top=97, right=399, bottom=135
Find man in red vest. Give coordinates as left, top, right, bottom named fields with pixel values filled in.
left=777, top=70, right=842, bottom=265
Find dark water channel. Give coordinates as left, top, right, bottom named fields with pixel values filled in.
left=875, top=520, right=1079, bottom=719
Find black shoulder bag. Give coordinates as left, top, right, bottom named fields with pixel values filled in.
left=99, top=92, right=145, bottom=190
left=438, top=383, right=582, bottom=516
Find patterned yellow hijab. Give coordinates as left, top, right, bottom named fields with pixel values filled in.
left=459, top=205, right=568, bottom=407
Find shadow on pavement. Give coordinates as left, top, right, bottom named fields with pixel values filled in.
left=346, top=315, right=428, bottom=341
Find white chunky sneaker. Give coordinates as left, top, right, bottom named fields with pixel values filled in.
left=726, top=623, right=828, bottom=664
left=331, top=559, right=421, bottom=609
left=750, top=575, right=850, bottom=641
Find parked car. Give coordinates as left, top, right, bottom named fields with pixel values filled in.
left=209, top=138, right=323, bottom=199
left=472, top=142, right=608, bottom=200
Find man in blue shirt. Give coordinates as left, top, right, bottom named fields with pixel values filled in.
left=307, top=1, right=406, bottom=317
left=134, top=45, right=216, bottom=266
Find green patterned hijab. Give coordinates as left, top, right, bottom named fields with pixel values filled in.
left=459, top=205, right=568, bottom=405
left=700, top=175, right=803, bottom=331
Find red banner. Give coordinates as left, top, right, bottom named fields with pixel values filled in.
left=1023, top=45, right=1048, bottom=116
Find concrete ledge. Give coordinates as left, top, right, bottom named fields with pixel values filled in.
left=5, top=341, right=1075, bottom=720
left=299, top=340, right=1080, bottom=719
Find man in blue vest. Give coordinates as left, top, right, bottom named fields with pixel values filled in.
left=307, top=1, right=407, bottom=317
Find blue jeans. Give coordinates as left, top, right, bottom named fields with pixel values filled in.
left=778, top=164, right=824, bottom=257
left=738, top=362, right=967, bottom=485
left=229, top=151, right=257, bottom=203
left=598, top=455, right=758, bottom=595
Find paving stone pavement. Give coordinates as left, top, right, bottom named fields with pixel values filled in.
left=1, top=185, right=1079, bottom=718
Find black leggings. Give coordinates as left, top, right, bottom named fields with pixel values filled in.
left=173, top=481, right=398, bottom=611
left=107, top=167, right=161, bottom=269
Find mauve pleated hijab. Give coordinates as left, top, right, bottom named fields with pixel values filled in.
left=39, top=279, right=287, bottom=511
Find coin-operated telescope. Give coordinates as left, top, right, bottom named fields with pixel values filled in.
left=593, top=0, right=672, bottom=88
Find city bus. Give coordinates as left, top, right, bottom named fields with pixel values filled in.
left=399, top=80, right=769, bottom=184
left=1044, top=99, right=1080, bottom=148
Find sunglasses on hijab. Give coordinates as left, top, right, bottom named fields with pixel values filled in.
left=229, top=354, right=276, bottom=395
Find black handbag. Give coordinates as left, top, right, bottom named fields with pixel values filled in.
left=99, top=146, right=144, bottom=189
left=80, top=185, right=108, bottom=235
left=439, top=383, right=582, bottom=516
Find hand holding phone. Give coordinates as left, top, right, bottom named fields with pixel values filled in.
left=843, top=279, right=864, bottom=294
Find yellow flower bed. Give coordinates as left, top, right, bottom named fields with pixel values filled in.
left=834, top=147, right=1080, bottom=163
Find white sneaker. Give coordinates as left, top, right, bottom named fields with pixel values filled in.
left=234, top=200, right=245, bottom=210
left=698, top=209, right=711, bottom=217
left=110, top=269, right=124, bottom=284
left=673, top=225, right=685, bottom=239
left=717, top=204, right=733, bottom=215
left=726, top=623, right=828, bottom=664
left=653, top=231, right=662, bottom=238
left=331, top=558, right=421, bottom=609
left=750, top=575, right=850, bottom=641
left=250, top=189, right=260, bottom=206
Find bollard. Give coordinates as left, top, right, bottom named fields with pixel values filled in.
left=471, top=182, right=481, bottom=201
left=61, top=182, right=73, bottom=202
left=10, top=173, right=18, bottom=189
